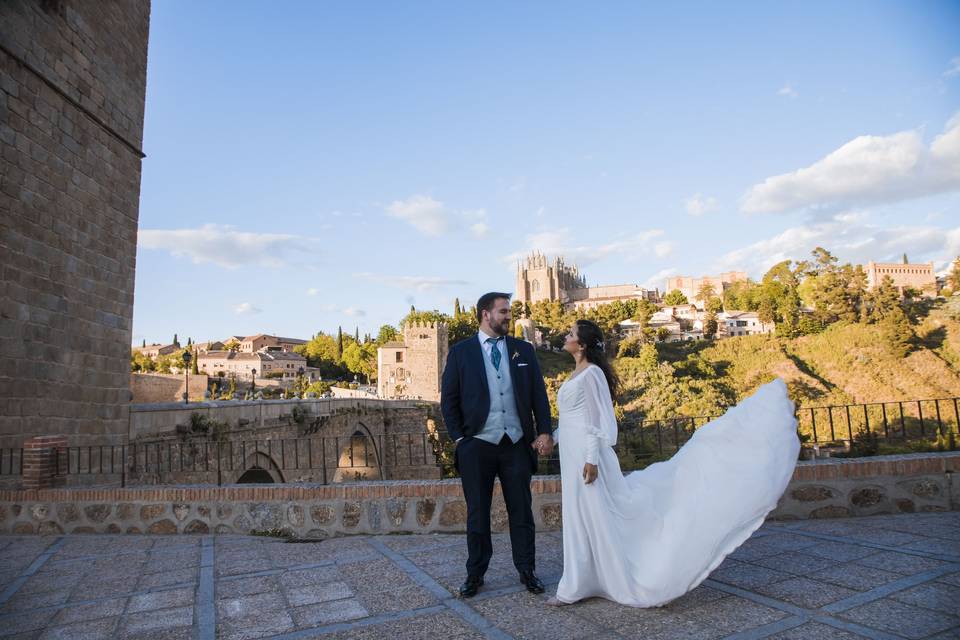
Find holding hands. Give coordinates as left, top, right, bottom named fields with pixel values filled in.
left=532, top=434, right=554, bottom=456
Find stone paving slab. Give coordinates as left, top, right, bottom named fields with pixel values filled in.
left=0, top=512, right=957, bottom=639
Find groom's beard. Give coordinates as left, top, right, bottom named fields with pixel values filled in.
left=491, top=320, right=510, bottom=336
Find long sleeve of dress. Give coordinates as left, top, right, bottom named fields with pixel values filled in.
left=582, top=367, right=618, bottom=465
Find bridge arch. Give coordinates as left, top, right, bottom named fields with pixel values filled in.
left=232, top=450, right=285, bottom=484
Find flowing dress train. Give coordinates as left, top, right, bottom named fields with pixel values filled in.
left=554, top=368, right=799, bottom=607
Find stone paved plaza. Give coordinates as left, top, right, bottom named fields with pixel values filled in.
left=0, top=512, right=958, bottom=639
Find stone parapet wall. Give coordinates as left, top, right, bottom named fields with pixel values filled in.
left=775, top=452, right=959, bottom=518
left=0, top=452, right=956, bottom=536
left=130, top=373, right=209, bottom=404
left=129, top=397, right=429, bottom=440
left=0, top=479, right=564, bottom=537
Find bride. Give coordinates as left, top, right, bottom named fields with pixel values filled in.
left=544, top=319, right=799, bottom=607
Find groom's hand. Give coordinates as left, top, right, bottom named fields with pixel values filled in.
left=532, top=434, right=554, bottom=456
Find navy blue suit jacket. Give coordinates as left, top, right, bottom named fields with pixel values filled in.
left=440, top=335, right=552, bottom=469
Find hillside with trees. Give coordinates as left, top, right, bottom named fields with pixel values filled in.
left=530, top=249, right=960, bottom=425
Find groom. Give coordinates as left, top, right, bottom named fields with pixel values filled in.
left=440, top=292, right=554, bottom=598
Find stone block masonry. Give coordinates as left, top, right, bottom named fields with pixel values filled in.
left=0, top=1, right=151, bottom=449
left=0, top=452, right=956, bottom=535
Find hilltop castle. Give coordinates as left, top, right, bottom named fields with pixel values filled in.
left=515, top=253, right=659, bottom=310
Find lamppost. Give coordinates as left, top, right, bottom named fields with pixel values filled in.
left=298, top=366, right=305, bottom=398
left=250, top=368, right=256, bottom=394
left=181, top=350, right=192, bottom=404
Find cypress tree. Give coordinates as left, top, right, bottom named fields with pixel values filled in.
left=881, top=306, right=914, bottom=358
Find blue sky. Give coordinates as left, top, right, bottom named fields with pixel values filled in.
left=133, top=1, right=960, bottom=345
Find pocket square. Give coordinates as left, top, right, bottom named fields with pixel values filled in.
left=518, top=363, right=529, bottom=367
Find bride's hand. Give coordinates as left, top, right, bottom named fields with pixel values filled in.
left=582, top=463, right=598, bottom=484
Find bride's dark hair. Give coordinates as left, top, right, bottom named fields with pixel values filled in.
left=575, top=319, right=620, bottom=402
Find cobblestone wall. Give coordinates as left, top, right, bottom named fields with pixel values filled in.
left=0, top=453, right=956, bottom=536
left=0, top=0, right=151, bottom=448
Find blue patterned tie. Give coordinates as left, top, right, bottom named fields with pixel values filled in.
left=487, top=337, right=502, bottom=370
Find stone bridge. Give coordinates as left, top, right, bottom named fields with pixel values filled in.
left=125, top=398, right=445, bottom=486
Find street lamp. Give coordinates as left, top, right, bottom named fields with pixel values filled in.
left=298, top=366, right=305, bottom=398
left=250, top=368, right=256, bottom=394
left=181, top=350, right=192, bottom=404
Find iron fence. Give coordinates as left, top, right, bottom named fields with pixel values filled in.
left=3, top=396, right=958, bottom=485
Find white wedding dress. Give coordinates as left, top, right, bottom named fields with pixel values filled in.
left=553, top=367, right=799, bottom=607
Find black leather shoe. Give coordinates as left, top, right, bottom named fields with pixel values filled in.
left=519, top=570, right=545, bottom=594
left=459, top=575, right=484, bottom=598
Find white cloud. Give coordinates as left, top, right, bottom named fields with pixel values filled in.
left=306, top=288, right=319, bottom=296
left=503, top=228, right=670, bottom=266
left=234, top=302, right=261, bottom=315
left=138, top=224, right=320, bottom=269
left=313, top=302, right=368, bottom=318
left=685, top=194, right=718, bottom=216
left=641, top=267, right=677, bottom=291
left=654, top=242, right=673, bottom=258
left=944, top=57, right=960, bottom=78
left=386, top=195, right=451, bottom=236
left=742, top=113, right=960, bottom=214
left=354, top=273, right=471, bottom=292
left=777, top=84, right=798, bottom=99
left=386, top=195, right=490, bottom=238
left=716, top=211, right=960, bottom=276
left=470, top=222, right=490, bottom=239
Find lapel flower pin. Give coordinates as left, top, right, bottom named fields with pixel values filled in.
left=511, top=351, right=519, bottom=361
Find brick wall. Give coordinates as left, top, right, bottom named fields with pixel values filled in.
left=1, top=452, right=956, bottom=536
left=0, top=1, right=151, bottom=448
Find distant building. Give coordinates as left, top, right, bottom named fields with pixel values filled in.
left=719, top=311, right=774, bottom=337
left=660, top=304, right=701, bottom=322
left=238, top=334, right=307, bottom=353
left=618, top=318, right=703, bottom=342
left=193, top=341, right=224, bottom=354
left=198, top=350, right=308, bottom=379
left=134, top=343, right=178, bottom=358
left=666, top=272, right=749, bottom=309
left=515, top=253, right=658, bottom=309
left=377, top=322, right=448, bottom=401
left=619, top=306, right=770, bottom=341
left=568, top=284, right=659, bottom=311
left=865, top=261, right=937, bottom=297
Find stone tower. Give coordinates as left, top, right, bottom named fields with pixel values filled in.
left=515, top=253, right=586, bottom=305
left=391, top=321, right=448, bottom=401
left=0, top=0, right=151, bottom=449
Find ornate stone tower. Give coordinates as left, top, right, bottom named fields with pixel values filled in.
left=515, top=253, right=586, bottom=305
left=398, top=322, right=448, bottom=401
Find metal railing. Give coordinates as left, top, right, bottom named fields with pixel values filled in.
left=3, top=396, right=957, bottom=485
left=796, top=398, right=960, bottom=444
